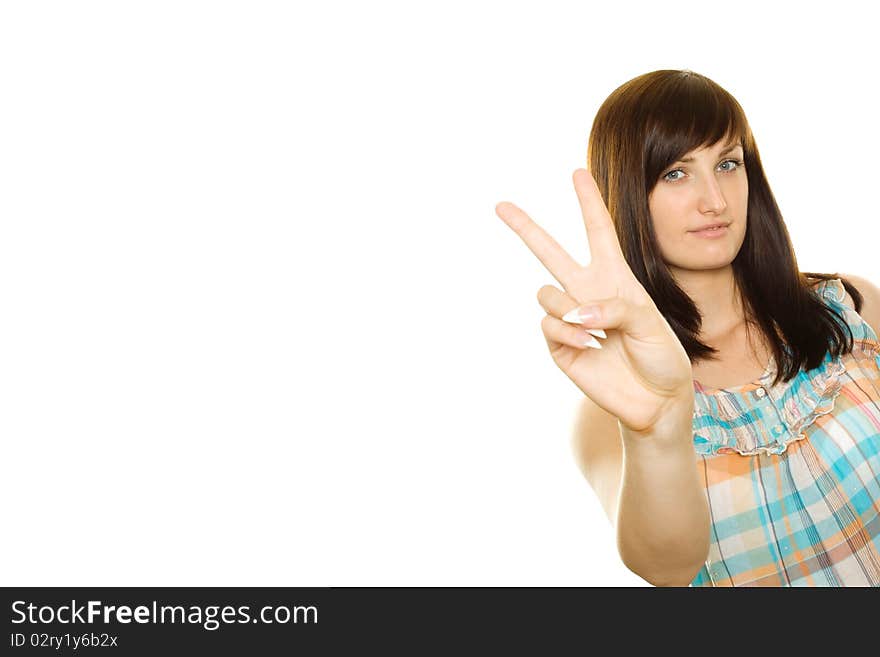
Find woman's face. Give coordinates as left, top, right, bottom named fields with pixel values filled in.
left=647, top=137, right=748, bottom=275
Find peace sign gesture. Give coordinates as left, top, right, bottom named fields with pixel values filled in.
left=496, top=169, right=694, bottom=433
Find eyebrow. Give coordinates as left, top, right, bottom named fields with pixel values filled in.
left=677, top=142, right=743, bottom=163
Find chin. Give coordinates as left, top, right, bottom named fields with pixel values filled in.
left=668, top=258, right=736, bottom=272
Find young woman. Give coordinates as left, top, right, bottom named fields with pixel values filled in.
left=495, top=69, right=880, bottom=587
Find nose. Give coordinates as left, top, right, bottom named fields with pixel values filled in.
left=698, top=175, right=728, bottom=214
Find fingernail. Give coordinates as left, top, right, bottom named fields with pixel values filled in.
left=583, top=333, right=603, bottom=349
left=563, top=305, right=600, bottom=324
left=586, top=328, right=606, bottom=339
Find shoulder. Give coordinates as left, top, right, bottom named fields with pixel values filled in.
left=839, top=273, right=880, bottom=335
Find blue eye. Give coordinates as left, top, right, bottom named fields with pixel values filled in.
left=663, top=158, right=744, bottom=182
left=718, top=158, right=743, bottom=172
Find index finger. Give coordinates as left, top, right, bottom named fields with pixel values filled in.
left=572, top=168, right=625, bottom=262
left=495, top=201, right=582, bottom=288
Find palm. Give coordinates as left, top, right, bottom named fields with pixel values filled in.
left=497, top=169, right=693, bottom=432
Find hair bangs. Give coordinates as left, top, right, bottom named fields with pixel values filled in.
left=642, top=72, right=751, bottom=192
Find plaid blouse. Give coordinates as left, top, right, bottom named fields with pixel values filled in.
left=689, top=278, right=880, bottom=586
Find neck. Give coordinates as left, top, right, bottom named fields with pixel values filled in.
left=671, top=265, right=746, bottom=340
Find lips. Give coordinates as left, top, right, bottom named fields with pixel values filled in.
left=689, top=222, right=730, bottom=232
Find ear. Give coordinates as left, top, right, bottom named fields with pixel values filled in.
left=841, top=273, right=880, bottom=336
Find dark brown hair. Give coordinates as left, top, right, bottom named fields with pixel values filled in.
left=586, top=69, right=861, bottom=387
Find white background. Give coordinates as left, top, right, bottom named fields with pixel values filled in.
left=1, top=1, right=877, bottom=586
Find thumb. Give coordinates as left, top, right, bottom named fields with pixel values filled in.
left=562, top=296, right=657, bottom=337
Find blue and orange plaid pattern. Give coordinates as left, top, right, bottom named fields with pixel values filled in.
left=689, top=278, right=880, bottom=586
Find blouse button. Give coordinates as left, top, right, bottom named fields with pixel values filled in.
left=755, top=387, right=766, bottom=398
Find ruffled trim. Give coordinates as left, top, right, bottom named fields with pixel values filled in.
left=692, top=278, right=854, bottom=457
left=692, top=351, right=845, bottom=456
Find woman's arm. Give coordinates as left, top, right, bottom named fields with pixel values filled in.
left=573, top=395, right=710, bottom=587
left=617, top=400, right=710, bottom=587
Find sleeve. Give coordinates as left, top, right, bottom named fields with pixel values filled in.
left=816, top=277, right=878, bottom=342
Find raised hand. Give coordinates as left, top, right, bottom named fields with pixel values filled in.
left=496, top=168, right=694, bottom=433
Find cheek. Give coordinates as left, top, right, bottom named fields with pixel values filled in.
left=648, top=217, right=686, bottom=261
left=725, top=177, right=749, bottom=208
left=649, top=202, right=688, bottom=242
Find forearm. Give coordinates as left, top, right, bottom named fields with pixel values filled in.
left=615, top=402, right=710, bottom=587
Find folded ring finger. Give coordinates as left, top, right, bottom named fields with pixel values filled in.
left=541, top=314, right=604, bottom=350
left=536, top=284, right=606, bottom=339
